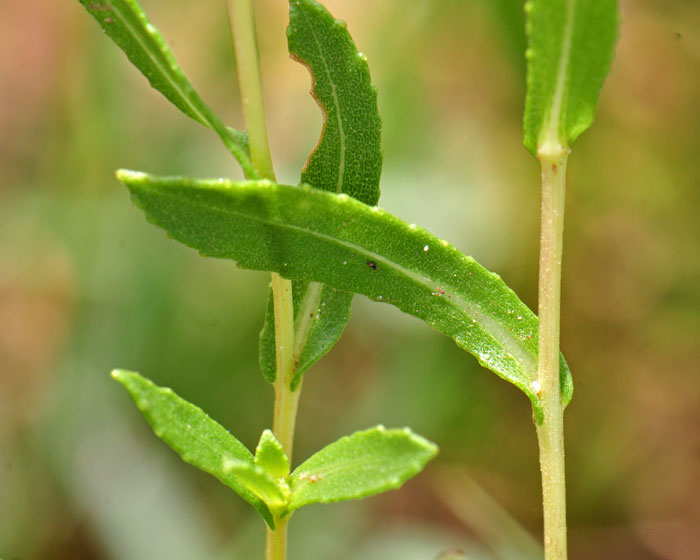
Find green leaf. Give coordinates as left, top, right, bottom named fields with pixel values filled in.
left=118, top=171, right=573, bottom=423
left=110, top=369, right=275, bottom=528
left=78, top=0, right=256, bottom=177
left=222, top=459, right=289, bottom=515
left=254, top=429, right=290, bottom=480
left=259, top=0, right=384, bottom=387
left=288, top=0, right=382, bottom=204
left=523, top=0, right=619, bottom=155
left=259, top=280, right=352, bottom=386
left=287, top=426, right=437, bottom=511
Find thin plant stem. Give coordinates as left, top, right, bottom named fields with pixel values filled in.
left=228, top=1, right=299, bottom=558
left=270, top=272, right=302, bottom=460
left=228, top=0, right=275, bottom=180
left=265, top=518, right=289, bottom=560
left=535, top=148, right=569, bottom=560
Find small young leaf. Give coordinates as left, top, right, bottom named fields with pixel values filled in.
left=255, top=429, right=290, bottom=480
left=117, top=172, right=573, bottom=423
left=287, top=426, right=437, bottom=511
left=222, top=459, right=289, bottom=514
left=523, top=0, right=619, bottom=155
left=111, top=369, right=274, bottom=528
left=78, top=0, right=257, bottom=177
left=258, top=0, right=384, bottom=387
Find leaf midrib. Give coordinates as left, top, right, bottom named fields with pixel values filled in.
left=108, top=0, right=250, bottom=170
left=539, top=0, right=576, bottom=152
left=109, top=0, right=207, bottom=126
left=159, top=186, right=538, bottom=382
left=302, top=7, right=347, bottom=193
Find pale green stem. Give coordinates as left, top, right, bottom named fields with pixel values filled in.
left=228, top=1, right=299, bottom=558
left=265, top=517, right=289, bottom=560
left=270, top=272, right=302, bottom=460
left=228, top=0, right=275, bottom=180
left=535, top=149, right=569, bottom=560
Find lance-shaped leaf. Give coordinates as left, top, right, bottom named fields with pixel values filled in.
left=259, top=0, right=383, bottom=387
left=118, top=172, right=573, bottom=423
left=288, top=0, right=382, bottom=202
left=111, top=369, right=275, bottom=528
left=78, top=0, right=256, bottom=177
left=523, top=0, right=619, bottom=154
left=286, top=426, right=437, bottom=511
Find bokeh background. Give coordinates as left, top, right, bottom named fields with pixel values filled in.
left=1, top=0, right=699, bottom=558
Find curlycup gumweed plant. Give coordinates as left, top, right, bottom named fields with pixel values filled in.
left=79, top=0, right=618, bottom=559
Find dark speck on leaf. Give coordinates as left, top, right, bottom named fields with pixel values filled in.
left=366, top=260, right=377, bottom=270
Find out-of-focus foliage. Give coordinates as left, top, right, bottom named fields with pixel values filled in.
left=77, top=0, right=254, bottom=175
left=1, top=1, right=699, bottom=559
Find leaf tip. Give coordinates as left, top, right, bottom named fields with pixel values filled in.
left=111, top=368, right=137, bottom=384
left=115, top=169, right=146, bottom=184
left=411, top=431, right=439, bottom=458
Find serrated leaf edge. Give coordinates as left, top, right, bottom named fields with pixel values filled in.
left=117, top=171, right=574, bottom=422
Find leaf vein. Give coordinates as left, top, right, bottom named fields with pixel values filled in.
left=180, top=192, right=538, bottom=382
left=303, top=9, right=347, bottom=193
left=540, top=0, right=576, bottom=152
left=109, top=1, right=206, bottom=126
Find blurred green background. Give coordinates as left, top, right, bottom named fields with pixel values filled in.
left=1, top=0, right=699, bottom=558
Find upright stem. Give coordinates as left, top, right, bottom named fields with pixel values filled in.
left=270, top=272, right=302, bottom=460
left=535, top=149, right=569, bottom=560
left=265, top=517, right=289, bottom=560
left=228, top=1, right=300, bottom=558
left=228, top=0, right=275, bottom=180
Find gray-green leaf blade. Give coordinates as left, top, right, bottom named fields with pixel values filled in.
left=111, top=369, right=274, bottom=527
left=259, top=0, right=383, bottom=386
left=287, top=426, right=437, bottom=511
left=118, top=171, right=573, bottom=423
left=78, top=0, right=255, bottom=176
left=523, top=0, right=619, bottom=154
